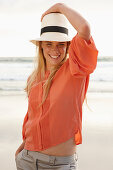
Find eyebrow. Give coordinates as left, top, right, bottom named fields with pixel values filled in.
left=45, top=41, right=66, bottom=43
left=58, top=42, right=66, bottom=43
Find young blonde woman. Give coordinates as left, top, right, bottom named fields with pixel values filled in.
left=15, top=3, right=98, bottom=170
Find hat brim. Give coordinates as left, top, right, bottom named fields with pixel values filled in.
left=30, top=32, right=71, bottom=46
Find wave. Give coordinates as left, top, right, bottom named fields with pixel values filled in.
left=0, top=78, right=27, bottom=81
left=0, top=87, right=23, bottom=91
left=0, top=57, right=34, bottom=63
left=0, top=56, right=113, bottom=62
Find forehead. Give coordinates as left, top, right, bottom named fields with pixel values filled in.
left=42, top=41, right=67, bottom=44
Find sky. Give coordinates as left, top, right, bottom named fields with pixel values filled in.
left=0, top=0, right=113, bottom=57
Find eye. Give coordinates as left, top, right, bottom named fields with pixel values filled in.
left=46, top=42, right=52, bottom=46
left=58, top=43, right=65, bottom=46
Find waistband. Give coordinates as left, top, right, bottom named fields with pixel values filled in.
left=23, top=149, right=78, bottom=165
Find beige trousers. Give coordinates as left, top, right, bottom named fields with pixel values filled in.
left=15, top=149, right=78, bottom=170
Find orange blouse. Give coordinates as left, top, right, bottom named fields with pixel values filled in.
left=22, top=33, right=98, bottom=151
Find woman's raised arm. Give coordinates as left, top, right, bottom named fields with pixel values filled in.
left=41, top=3, right=91, bottom=41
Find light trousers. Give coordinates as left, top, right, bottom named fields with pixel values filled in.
left=15, top=149, right=78, bottom=170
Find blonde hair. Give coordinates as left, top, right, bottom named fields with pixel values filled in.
left=24, top=41, right=70, bottom=108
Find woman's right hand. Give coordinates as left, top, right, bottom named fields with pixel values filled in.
left=15, top=148, right=23, bottom=157
left=15, top=140, right=26, bottom=158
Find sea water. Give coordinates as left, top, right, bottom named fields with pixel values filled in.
left=0, top=57, right=113, bottom=95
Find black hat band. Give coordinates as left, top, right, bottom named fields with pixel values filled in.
left=40, top=26, right=68, bottom=36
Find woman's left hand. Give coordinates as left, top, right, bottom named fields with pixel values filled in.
left=41, top=3, right=62, bottom=21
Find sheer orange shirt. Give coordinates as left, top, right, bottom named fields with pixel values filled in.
left=22, top=33, right=98, bottom=151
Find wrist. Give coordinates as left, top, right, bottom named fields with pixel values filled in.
left=57, top=3, right=68, bottom=16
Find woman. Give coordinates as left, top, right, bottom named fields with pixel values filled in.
left=15, top=3, right=98, bottom=170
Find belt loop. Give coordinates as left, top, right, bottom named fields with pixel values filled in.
left=27, top=150, right=29, bottom=155
left=49, top=156, right=56, bottom=165
left=75, top=153, right=78, bottom=161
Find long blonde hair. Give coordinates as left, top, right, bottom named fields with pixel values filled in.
left=24, top=41, right=70, bottom=108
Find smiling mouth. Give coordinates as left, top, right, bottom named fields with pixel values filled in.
left=49, top=54, right=60, bottom=59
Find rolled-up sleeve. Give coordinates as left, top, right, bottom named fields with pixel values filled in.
left=69, top=33, right=98, bottom=76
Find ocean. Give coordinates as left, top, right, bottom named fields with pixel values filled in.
left=0, top=56, right=113, bottom=95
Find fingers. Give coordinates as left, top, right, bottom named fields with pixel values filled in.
left=41, top=11, right=61, bottom=22
left=40, top=3, right=61, bottom=22
left=41, top=6, right=53, bottom=22
left=15, top=151, right=19, bottom=157
left=41, top=10, right=51, bottom=22
left=41, top=12, right=47, bottom=22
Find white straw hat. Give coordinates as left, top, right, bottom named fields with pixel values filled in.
left=30, top=12, right=71, bottom=46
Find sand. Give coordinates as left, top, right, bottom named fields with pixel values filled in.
left=0, top=92, right=113, bottom=170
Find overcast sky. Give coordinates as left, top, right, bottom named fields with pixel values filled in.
left=0, top=0, right=113, bottom=57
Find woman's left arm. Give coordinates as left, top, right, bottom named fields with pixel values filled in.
left=41, top=3, right=91, bottom=41
left=41, top=3, right=98, bottom=76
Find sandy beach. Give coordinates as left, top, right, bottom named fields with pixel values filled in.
left=0, top=92, right=113, bottom=170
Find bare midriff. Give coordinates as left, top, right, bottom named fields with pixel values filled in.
left=38, top=136, right=76, bottom=156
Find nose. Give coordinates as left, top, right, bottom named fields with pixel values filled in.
left=50, top=46, right=60, bottom=55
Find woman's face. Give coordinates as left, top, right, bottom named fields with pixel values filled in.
left=41, top=41, right=68, bottom=71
